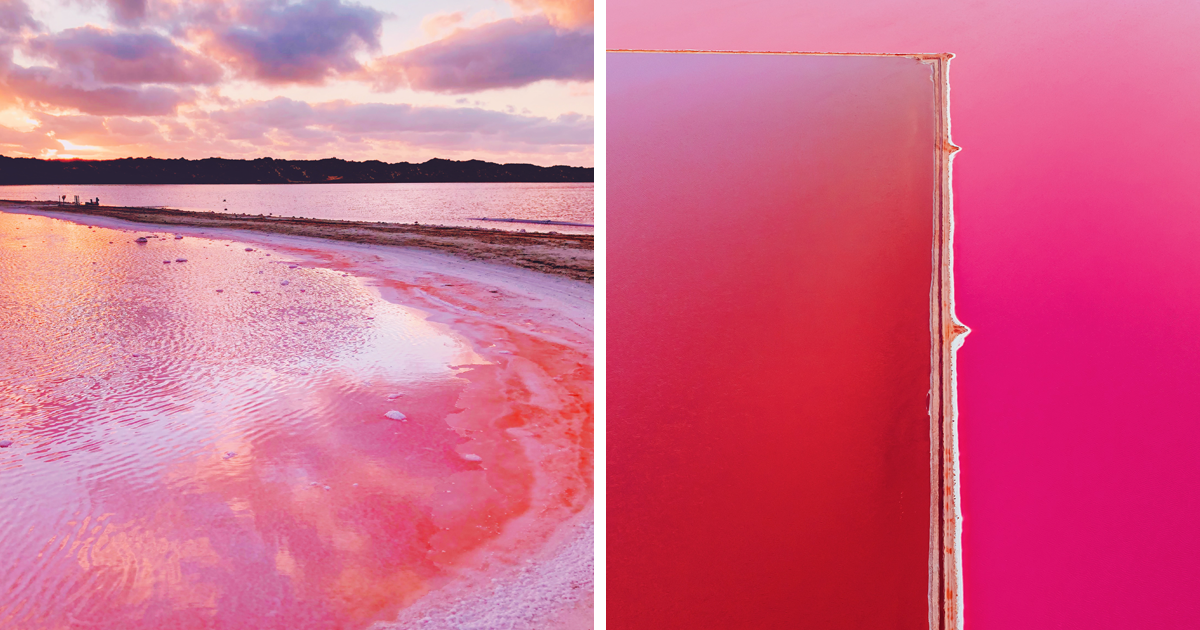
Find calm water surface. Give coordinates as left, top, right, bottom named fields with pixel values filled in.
left=0, top=211, right=592, bottom=629
left=0, top=182, right=594, bottom=233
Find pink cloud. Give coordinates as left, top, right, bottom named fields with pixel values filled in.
left=365, top=16, right=592, bottom=94
left=33, top=112, right=108, bottom=137
left=104, top=0, right=147, bottom=24
left=0, top=123, right=61, bottom=155
left=0, top=0, right=41, bottom=48
left=199, top=97, right=593, bottom=153
left=26, top=26, right=222, bottom=85
left=199, top=0, right=384, bottom=85
left=104, top=116, right=157, bottom=137
left=421, top=11, right=464, bottom=38
left=3, top=64, right=195, bottom=115
left=28, top=112, right=162, bottom=147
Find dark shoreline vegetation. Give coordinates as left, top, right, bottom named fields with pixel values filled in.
left=0, top=155, right=594, bottom=185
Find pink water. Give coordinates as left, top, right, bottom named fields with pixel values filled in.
left=0, top=211, right=593, bottom=629
left=610, top=0, right=1200, bottom=627
left=0, top=182, right=595, bottom=233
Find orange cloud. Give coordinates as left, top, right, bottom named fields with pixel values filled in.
left=507, top=0, right=592, bottom=28
left=421, top=11, right=464, bottom=38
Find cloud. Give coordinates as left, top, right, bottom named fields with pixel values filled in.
left=33, top=112, right=107, bottom=137
left=26, top=26, right=222, bottom=85
left=3, top=64, right=195, bottom=115
left=202, top=97, right=592, bottom=152
left=27, top=112, right=159, bottom=146
left=0, top=0, right=41, bottom=47
left=506, top=0, right=592, bottom=28
left=105, top=116, right=157, bottom=137
left=200, top=0, right=384, bottom=84
left=364, top=16, right=592, bottom=94
left=421, top=11, right=463, bottom=38
left=0, top=123, right=62, bottom=155
left=2, top=97, right=593, bottom=164
left=104, top=0, right=147, bottom=24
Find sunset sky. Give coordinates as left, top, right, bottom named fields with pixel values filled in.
left=0, top=0, right=593, bottom=165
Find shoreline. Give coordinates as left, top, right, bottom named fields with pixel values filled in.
left=0, top=200, right=594, bottom=283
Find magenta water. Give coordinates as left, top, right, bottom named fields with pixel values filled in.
left=0, top=182, right=595, bottom=233
left=0, top=211, right=594, bottom=629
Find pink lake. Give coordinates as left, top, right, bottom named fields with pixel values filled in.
left=0, top=209, right=594, bottom=630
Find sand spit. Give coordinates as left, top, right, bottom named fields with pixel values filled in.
left=0, top=200, right=594, bottom=283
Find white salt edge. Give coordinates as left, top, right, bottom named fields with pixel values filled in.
left=384, top=410, right=407, bottom=421
left=462, top=453, right=483, bottom=462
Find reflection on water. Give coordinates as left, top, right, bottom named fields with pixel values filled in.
left=0, top=182, right=595, bottom=233
left=0, top=211, right=593, bottom=629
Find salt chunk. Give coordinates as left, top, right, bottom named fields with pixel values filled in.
left=163, top=260, right=171, bottom=264
left=288, top=265, right=297, bottom=269
left=174, top=235, right=183, bottom=239
left=384, top=410, right=407, bottom=421
left=462, top=454, right=483, bottom=462
left=0, top=440, right=12, bottom=448
left=250, top=290, right=260, bottom=294
left=135, top=237, right=148, bottom=243
left=386, top=393, right=403, bottom=400
left=223, top=451, right=236, bottom=460
left=215, top=289, right=224, bottom=293
left=245, top=248, right=254, bottom=252
left=280, top=280, right=289, bottom=286
left=176, top=258, right=187, bottom=262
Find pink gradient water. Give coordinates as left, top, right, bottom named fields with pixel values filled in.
left=608, top=52, right=936, bottom=629
left=0, top=211, right=593, bottom=629
left=610, top=1, right=1200, bottom=627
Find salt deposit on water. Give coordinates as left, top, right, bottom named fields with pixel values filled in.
left=0, top=209, right=594, bottom=630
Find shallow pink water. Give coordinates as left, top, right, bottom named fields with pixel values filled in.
left=0, top=211, right=593, bottom=629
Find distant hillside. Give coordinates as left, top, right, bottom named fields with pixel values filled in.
left=0, top=155, right=593, bottom=185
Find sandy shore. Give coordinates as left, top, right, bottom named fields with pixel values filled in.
left=0, top=200, right=594, bottom=283
left=1, top=205, right=595, bottom=630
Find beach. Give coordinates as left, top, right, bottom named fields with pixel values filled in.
left=0, top=200, right=595, bottom=283
left=0, top=205, right=594, bottom=629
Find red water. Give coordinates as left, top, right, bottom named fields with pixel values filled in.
left=608, top=53, right=936, bottom=629
left=0, top=212, right=593, bottom=629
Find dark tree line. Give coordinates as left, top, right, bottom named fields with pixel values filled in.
left=0, top=155, right=593, bottom=185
